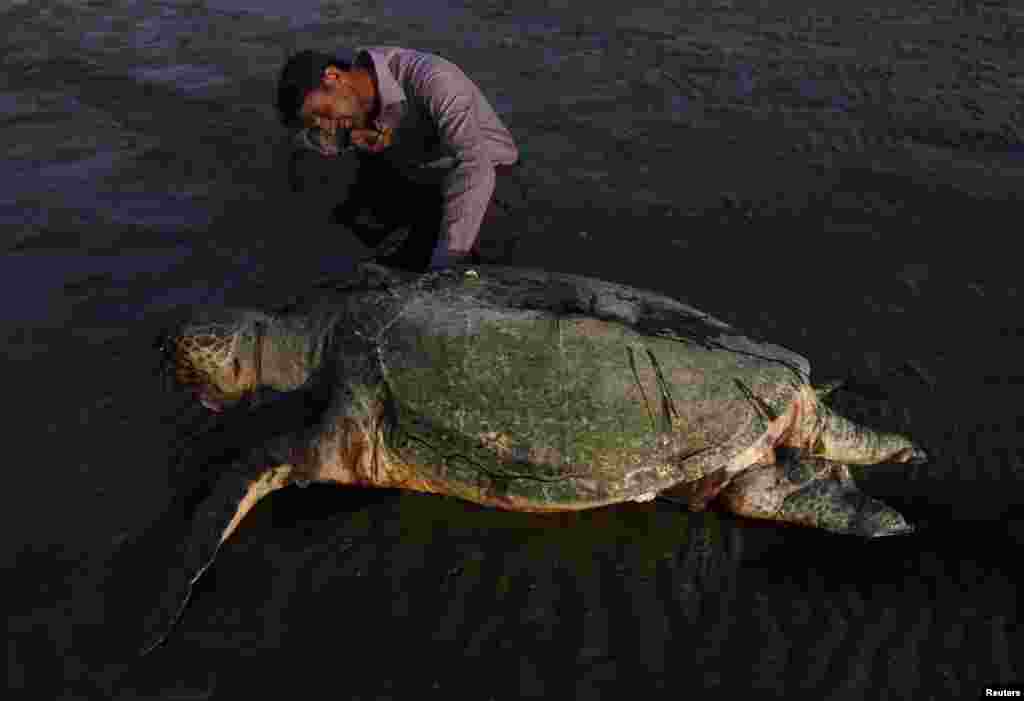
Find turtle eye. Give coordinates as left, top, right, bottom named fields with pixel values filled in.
left=153, top=332, right=171, bottom=365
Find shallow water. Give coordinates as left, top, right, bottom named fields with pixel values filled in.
left=4, top=0, right=1022, bottom=698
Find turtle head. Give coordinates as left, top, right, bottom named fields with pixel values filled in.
left=156, top=308, right=271, bottom=412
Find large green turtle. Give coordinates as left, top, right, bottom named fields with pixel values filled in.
left=142, top=263, right=926, bottom=654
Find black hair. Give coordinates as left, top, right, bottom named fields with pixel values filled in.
left=275, top=49, right=354, bottom=128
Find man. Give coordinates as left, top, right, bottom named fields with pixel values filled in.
left=276, top=47, right=522, bottom=272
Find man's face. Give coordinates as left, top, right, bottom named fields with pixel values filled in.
left=299, top=67, right=371, bottom=135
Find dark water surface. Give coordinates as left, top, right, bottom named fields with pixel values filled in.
left=4, top=0, right=1021, bottom=698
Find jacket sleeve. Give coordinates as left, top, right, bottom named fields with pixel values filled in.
left=421, top=80, right=496, bottom=267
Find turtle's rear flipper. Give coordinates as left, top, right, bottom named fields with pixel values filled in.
left=717, top=456, right=914, bottom=538
left=815, top=405, right=929, bottom=466
left=103, top=454, right=291, bottom=660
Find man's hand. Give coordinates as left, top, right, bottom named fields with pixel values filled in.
left=351, top=127, right=394, bottom=153
left=297, top=126, right=347, bottom=158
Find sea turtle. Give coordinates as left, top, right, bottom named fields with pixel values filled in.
left=141, top=263, right=926, bottom=654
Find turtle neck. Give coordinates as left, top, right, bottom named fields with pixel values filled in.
left=247, top=315, right=328, bottom=393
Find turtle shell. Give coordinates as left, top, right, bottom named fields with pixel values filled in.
left=324, top=265, right=812, bottom=510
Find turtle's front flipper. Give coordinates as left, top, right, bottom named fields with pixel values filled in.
left=717, top=455, right=914, bottom=538
left=104, top=445, right=294, bottom=660
left=121, top=391, right=323, bottom=658
left=140, top=453, right=292, bottom=657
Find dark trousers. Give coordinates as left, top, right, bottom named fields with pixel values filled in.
left=288, top=147, right=523, bottom=271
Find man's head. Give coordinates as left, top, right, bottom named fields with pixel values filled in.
left=275, top=49, right=376, bottom=135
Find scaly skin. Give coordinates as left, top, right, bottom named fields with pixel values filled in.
left=779, top=384, right=927, bottom=466
left=717, top=455, right=915, bottom=537
left=815, top=404, right=927, bottom=464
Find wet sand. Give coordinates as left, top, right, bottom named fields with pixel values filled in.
left=4, top=0, right=1022, bottom=698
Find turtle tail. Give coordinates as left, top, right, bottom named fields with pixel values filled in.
left=813, top=404, right=928, bottom=465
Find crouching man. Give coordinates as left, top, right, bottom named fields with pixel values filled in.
left=276, top=47, right=523, bottom=272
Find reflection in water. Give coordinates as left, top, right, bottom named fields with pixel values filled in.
left=21, top=479, right=1021, bottom=697
left=171, top=488, right=1019, bottom=696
